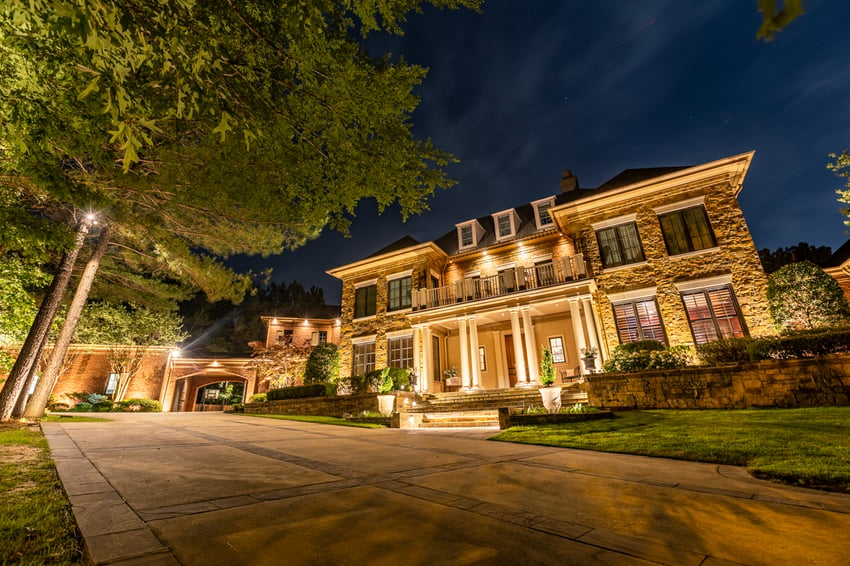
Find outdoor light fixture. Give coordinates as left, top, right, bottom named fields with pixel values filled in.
left=303, top=319, right=309, bottom=326
left=271, top=318, right=278, bottom=324
left=170, top=348, right=181, bottom=358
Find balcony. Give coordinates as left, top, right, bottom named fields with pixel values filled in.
left=412, top=254, right=591, bottom=311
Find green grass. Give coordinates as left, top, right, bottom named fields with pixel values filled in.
left=0, top=422, right=85, bottom=565
left=41, top=415, right=110, bottom=423
left=492, top=407, right=850, bottom=492
left=238, top=413, right=386, bottom=428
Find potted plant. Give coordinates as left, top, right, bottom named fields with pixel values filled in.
left=538, top=347, right=562, bottom=413
left=580, top=347, right=598, bottom=372
left=376, top=368, right=395, bottom=416
left=443, top=366, right=461, bottom=388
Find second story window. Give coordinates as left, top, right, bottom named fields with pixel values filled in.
left=387, top=275, right=412, bottom=312
left=596, top=222, right=644, bottom=268
left=497, top=214, right=512, bottom=237
left=659, top=206, right=716, bottom=256
left=354, top=284, right=377, bottom=319
left=532, top=197, right=556, bottom=229
left=460, top=225, right=473, bottom=247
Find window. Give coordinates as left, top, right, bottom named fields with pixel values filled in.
left=310, top=330, right=328, bottom=346
left=353, top=342, right=376, bottom=375
left=276, top=329, right=293, bottom=344
left=659, top=206, right=716, bottom=256
left=105, top=373, right=120, bottom=395
left=388, top=336, right=413, bottom=368
left=354, top=284, right=377, bottom=318
left=479, top=346, right=487, bottom=371
left=548, top=337, right=566, bottom=363
left=492, top=209, right=518, bottom=241
left=387, top=276, right=412, bottom=312
left=497, top=214, right=512, bottom=237
left=681, top=287, right=746, bottom=345
left=534, top=258, right=555, bottom=286
left=613, top=298, right=666, bottom=345
left=537, top=201, right=553, bottom=226
left=596, top=222, right=644, bottom=268
left=460, top=225, right=474, bottom=247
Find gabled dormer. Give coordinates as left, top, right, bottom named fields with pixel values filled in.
left=531, top=196, right=556, bottom=230
left=491, top=208, right=520, bottom=242
left=456, top=219, right=485, bottom=251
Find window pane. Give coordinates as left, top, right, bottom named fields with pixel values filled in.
left=354, top=285, right=377, bottom=318
left=479, top=346, right=487, bottom=371
left=614, top=298, right=666, bottom=344
left=597, top=223, right=643, bottom=268
left=682, top=207, right=716, bottom=251
left=548, top=337, right=566, bottom=363
left=707, top=288, right=745, bottom=339
left=497, top=214, right=513, bottom=237
left=660, top=214, right=689, bottom=255
left=353, top=342, right=376, bottom=375
left=613, top=303, right=641, bottom=342
left=388, top=337, right=413, bottom=368
left=537, top=202, right=553, bottom=226
left=616, top=223, right=644, bottom=263
left=682, top=288, right=745, bottom=344
left=460, top=225, right=473, bottom=246
left=597, top=227, right=623, bottom=267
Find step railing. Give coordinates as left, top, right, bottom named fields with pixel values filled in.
left=413, top=254, right=591, bottom=311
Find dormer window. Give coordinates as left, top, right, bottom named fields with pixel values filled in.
left=491, top=209, right=519, bottom=242
left=532, top=197, right=556, bottom=230
left=456, top=220, right=484, bottom=251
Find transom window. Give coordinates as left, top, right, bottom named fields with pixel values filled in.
left=387, top=276, right=412, bottom=312
left=388, top=336, right=413, bottom=369
left=681, top=287, right=746, bottom=345
left=613, top=298, right=666, bottom=345
left=353, top=341, right=376, bottom=375
left=659, top=206, right=716, bottom=256
left=596, top=222, right=645, bottom=268
left=354, top=284, right=377, bottom=319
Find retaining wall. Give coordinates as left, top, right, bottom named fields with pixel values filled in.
left=244, top=391, right=416, bottom=417
left=585, top=355, right=850, bottom=409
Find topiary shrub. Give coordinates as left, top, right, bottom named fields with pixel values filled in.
left=696, top=337, right=755, bottom=364
left=767, top=261, right=850, bottom=330
left=386, top=367, right=411, bottom=391
left=604, top=343, right=691, bottom=373
left=304, top=343, right=339, bottom=384
left=267, top=383, right=327, bottom=401
left=249, top=393, right=267, bottom=403
left=747, top=327, right=850, bottom=359
left=115, top=398, right=162, bottom=412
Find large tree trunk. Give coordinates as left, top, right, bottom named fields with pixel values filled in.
left=22, top=225, right=112, bottom=419
left=0, top=218, right=91, bottom=422
left=11, top=333, right=51, bottom=417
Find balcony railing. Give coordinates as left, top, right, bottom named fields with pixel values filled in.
left=412, top=254, right=591, bottom=311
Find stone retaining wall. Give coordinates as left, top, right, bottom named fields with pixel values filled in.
left=585, top=355, right=850, bottom=409
left=244, top=391, right=416, bottom=417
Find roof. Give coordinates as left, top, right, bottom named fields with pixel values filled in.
left=262, top=305, right=341, bottom=320
left=826, top=239, right=850, bottom=268
left=366, top=235, right=421, bottom=259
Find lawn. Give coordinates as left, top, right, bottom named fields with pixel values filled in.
left=239, top=413, right=386, bottom=428
left=0, top=421, right=86, bottom=565
left=492, top=407, right=850, bottom=492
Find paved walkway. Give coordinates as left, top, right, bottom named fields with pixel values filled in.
left=43, top=412, right=850, bottom=565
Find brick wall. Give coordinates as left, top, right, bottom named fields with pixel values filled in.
left=585, top=356, right=850, bottom=409
left=244, top=391, right=416, bottom=417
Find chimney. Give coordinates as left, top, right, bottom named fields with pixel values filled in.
left=559, top=170, right=578, bottom=193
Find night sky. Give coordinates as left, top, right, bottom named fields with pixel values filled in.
left=230, top=1, right=850, bottom=302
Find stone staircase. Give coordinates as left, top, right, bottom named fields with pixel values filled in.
left=404, top=385, right=588, bottom=428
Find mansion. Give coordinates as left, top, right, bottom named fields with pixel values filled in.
left=328, top=152, right=773, bottom=392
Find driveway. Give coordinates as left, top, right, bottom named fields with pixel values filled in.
left=43, top=412, right=850, bottom=565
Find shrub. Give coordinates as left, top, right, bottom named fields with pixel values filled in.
left=115, top=398, right=162, bottom=412
left=72, top=402, right=92, bottom=412
left=604, top=343, right=691, bottom=373
left=696, top=337, right=755, bottom=364
left=386, top=367, right=411, bottom=391
left=748, top=327, right=850, bottom=360
left=767, top=261, right=850, bottom=330
left=47, top=402, right=70, bottom=412
left=92, top=400, right=114, bottom=412
left=249, top=393, right=268, bottom=403
left=267, top=383, right=327, bottom=401
left=304, top=343, right=339, bottom=384
left=539, top=347, right=556, bottom=386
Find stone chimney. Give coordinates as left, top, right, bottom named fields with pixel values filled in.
left=559, top=170, right=578, bottom=193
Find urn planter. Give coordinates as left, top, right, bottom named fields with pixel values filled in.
left=539, top=386, right=562, bottom=413
left=376, top=394, right=395, bottom=416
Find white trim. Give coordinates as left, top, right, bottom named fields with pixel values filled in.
left=492, top=209, right=519, bottom=242
left=667, top=246, right=720, bottom=260
left=547, top=335, right=567, bottom=364
left=532, top=197, right=556, bottom=230
left=354, top=279, right=378, bottom=289
left=456, top=219, right=484, bottom=250
left=497, top=262, right=516, bottom=271
left=674, top=274, right=733, bottom=292
left=386, top=270, right=413, bottom=282
left=350, top=334, right=377, bottom=345
left=386, top=329, right=414, bottom=340
left=533, top=254, right=553, bottom=264
left=652, top=196, right=706, bottom=215
left=605, top=287, right=658, bottom=303
left=591, top=213, right=638, bottom=231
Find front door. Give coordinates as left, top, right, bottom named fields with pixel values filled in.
left=504, top=336, right=518, bottom=387
left=431, top=336, right=441, bottom=384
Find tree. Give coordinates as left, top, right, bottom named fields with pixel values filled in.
left=304, top=343, right=340, bottom=385
left=758, top=242, right=832, bottom=274
left=250, top=340, right=312, bottom=390
left=766, top=261, right=850, bottom=331
left=757, top=0, right=805, bottom=40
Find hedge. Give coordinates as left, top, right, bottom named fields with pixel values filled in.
left=267, top=383, right=328, bottom=401
left=695, top=327, right=850, bottom=364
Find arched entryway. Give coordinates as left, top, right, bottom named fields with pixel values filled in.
left=161, top=358, right=256, bottom=412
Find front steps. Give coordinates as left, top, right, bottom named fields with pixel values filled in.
left=418, top=409, right=500, bottom=428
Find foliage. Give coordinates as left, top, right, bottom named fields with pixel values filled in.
left=114, top=398, right=161, bottom=412
left=304, top=343, right=340, bottom=385
left=758, top=242, right=832, bottom=274
left=251, top=339, right=312, bottom=389
left=766, top=261, right=850, bottom=330
left=249, top=393, right=268, bottom=403
left=0, top=422, right=86, bottom=565
left=756, top=0, right=804, bottom=40
left=697, top=329, right=850, bottom=363
left=0, top=257, right=51, bottom=346
left=580, top=346, right=598, bottom=358
left=71, top=402, right=92, bottom=412
left=603, top=342, right=691, bottom=373
left=72, top=301, right=187, bottom=346
left=266, top=383, right=328, bottom=401
left=377, top=368, right=394, bottom=394
left=523, top=403, right=595, bottom=415
left=0, top=351, right=13, bottom=373
left=696, top=337, right=756, bottom=364
left=494, top=407, right=850, bottom=493
left=539, top=347, right=556, bottom=386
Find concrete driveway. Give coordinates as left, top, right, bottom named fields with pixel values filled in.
left=43, top=412, right=850, bottom=565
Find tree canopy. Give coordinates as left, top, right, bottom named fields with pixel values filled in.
left=758, top=242, right=832, bottom=274
left=766, top=261, right=850, bottom=331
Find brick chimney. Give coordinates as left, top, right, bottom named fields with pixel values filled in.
left=559, top=170, right=578, bottom=193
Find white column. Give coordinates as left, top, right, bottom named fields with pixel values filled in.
left=412, top=326, right=423, bottom=392
left=509, top=309, right=528, bottom=386
left=569, top=298, right=589, bottom=375
left=581, top=296, right=602, bottom=372
left=458, top=317, right=472, bottom=389
left=521, top=307, right=539, bottom=384
left=468, top=316, right=482, bottom=390
left=421, top=326, right=432, bottom=393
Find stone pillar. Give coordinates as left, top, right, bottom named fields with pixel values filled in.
left=468, top=316, right=483, bottom=390
left=458, top=317, right=472, bottom=389
left=581, top=296, right=602, bottom=371
left=521, top=307, right=539, bottom=384
left=421, top=326, right=433, bottom=393
left=412, top=326, right=423, bottom=392
left=509, top=309, right=528, bottom=386
left=569, top=298, right=589, bottom=375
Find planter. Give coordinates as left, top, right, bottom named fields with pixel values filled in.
left=539, top=385, right=562, bottom=413
left=582, top=356, right=597, bottom=371
left=376, top=394, right=396, bottom=416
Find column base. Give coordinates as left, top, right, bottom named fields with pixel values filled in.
left=514, top=381, right=536, bottom=388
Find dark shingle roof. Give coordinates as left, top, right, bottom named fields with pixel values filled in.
left=365, top=235, right=421, bottom=259
left=826, top=239, right=850, bottom=268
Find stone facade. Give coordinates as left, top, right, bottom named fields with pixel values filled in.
left=585, top=356, right=850, bottom=409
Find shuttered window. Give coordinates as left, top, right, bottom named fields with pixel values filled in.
left=613, top=298, right=666, bottom=345
left=681, top=287, right=746, bottom=345
left=596, top=222, right=645, bottom=268
left=659, top=206, right=716, bottom=256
